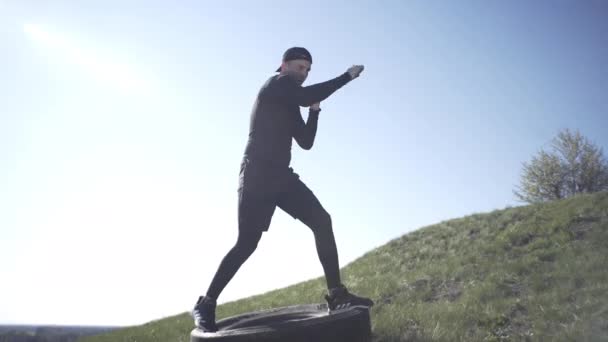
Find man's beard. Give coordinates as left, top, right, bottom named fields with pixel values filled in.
left=287, top=71, right=305, bottom=85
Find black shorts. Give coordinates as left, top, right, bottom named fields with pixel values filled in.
left=237, top=158, right=327, bottom=233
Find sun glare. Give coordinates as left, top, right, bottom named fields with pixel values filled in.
left=23, top=23, right=148, bottom=93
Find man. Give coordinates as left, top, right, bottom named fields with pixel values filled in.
left=192, top=47, right=374, bottom=332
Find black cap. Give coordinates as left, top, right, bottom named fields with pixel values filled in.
left=275, top=47, right=313, bottom=72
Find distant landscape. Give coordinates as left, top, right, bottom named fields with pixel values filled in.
left=0, top=325, right=120, bottom=342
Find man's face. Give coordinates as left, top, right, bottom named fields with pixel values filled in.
left=283, top=59, right=311, bottom=85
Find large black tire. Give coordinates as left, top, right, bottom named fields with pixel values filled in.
left=190, top=303, right=371, bottom=342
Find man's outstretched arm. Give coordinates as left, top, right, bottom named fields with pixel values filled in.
left=273, top=72, right=352, bottom=107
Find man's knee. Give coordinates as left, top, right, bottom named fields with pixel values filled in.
left=235, top=229, right=262, bottom=254
left=308, top=210, right=333, bottom=234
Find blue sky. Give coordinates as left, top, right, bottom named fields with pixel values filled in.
left=1, top=0, right=607, bottom=326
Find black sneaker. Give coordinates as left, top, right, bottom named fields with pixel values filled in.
left=191, top=296, right=218, bottom=332
left=325, top=284, right=374, bottom=311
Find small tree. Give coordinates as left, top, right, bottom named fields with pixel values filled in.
left=514, top=128, right=608, bottom=203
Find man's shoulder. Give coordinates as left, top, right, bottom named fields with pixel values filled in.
left=259, top=74, right=297, bottom=97
left=261, top=74, right=281, bottom=89
left=270, top=73, right=298, bottom=86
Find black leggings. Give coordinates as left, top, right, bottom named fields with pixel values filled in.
left=205, top=210, right=341, bottom=300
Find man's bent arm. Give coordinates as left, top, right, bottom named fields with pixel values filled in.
left=293, top=108, right=321, bottom=150
left=273, top=72, right=351, bottom=107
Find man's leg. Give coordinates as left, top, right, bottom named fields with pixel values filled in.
left=277, top=175, right=374, bottom=310
left=277, top=177, right=341, bottom=289
left=205, top=227, right=263, bottom=300
left=193, top=163, right=279, bottom=331
left=205, top=186, right=275, bottom=300
left=193, top=224, right=263, bottom=332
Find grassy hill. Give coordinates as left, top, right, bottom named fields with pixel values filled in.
left=80, top=191, right=608, bottom=341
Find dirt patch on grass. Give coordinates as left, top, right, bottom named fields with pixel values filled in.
left=511, top=232, right=536, bottom=247
left=479, top=302, right=533, bottom=341
left=372, top=318, right=424, bottom=342
left=411, top=278, right=429, bottom=290
left=423, top=278, right=463, bottom=302
left=469, top=228, right=480, bottom=240
left=400, top=318, right=423, bottom=341
left=537, top=251, right=557, bottom=262
left=499, top=302, right=533, bottom=340
left=498, top=277, right=526, bottom=297
left=567, top=216, right=599, bottom=240
left=376, top=277, right=463, bottom=307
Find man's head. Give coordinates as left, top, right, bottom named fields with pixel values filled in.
left=276, top=47, right=312, bottom=85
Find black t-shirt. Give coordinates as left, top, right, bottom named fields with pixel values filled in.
left=242, top=71, right=352, bottom=169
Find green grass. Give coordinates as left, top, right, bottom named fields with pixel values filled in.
left=80, top=191, right=608, bottom=342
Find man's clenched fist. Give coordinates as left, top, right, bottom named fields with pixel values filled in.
left=347, top=65, right=364, bottom=80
